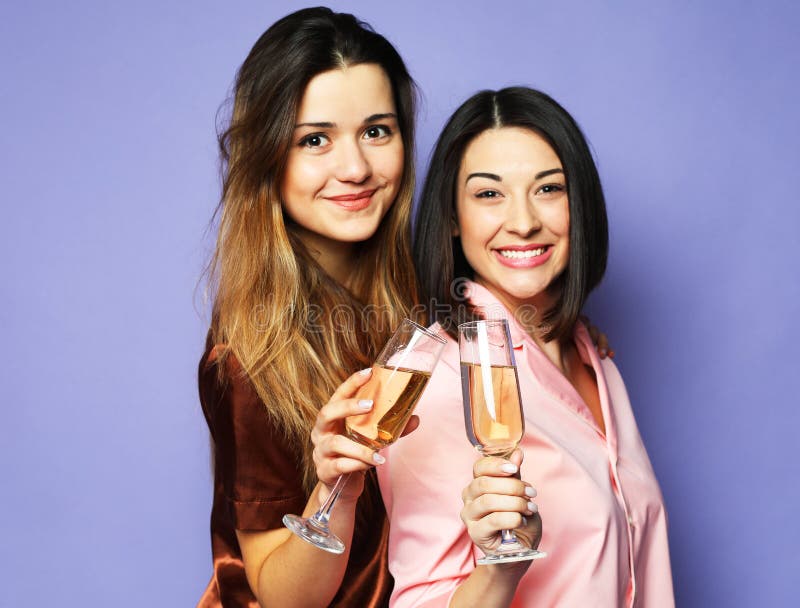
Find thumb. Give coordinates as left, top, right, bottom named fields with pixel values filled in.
left=508, top=448, right=524, bottom=468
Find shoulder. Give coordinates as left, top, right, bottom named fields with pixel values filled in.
left=428, top=323, right=460, bottom=374
left=197, top=340, right=278, bottom=441
left=599, top=355, right=630, bottom=406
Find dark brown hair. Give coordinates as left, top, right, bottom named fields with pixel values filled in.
left=414, top=87, right=608, bottom=341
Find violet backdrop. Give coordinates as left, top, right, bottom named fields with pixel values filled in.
left=1, top=1, right=798, bottom=606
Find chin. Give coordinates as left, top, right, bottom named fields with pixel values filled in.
left=496, top=278, right=549, bottom=303
left=333, top=221, right=383, bottom=243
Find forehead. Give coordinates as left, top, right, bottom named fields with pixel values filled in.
left=296, top=63, right=396, bottom=122
left=460, top=127, right=561, bottom=175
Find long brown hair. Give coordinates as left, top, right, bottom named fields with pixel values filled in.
left=205, top=8, right=419, bottom=492
left=414, top=87, right=608, bottom=342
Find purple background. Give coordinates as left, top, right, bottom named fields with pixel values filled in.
left=2, top=1, right=798, bottom=605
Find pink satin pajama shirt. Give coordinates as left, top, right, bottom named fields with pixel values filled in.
left=378, top=282, right=674, bottom=607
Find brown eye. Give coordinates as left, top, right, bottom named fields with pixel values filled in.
left=299, top=133, right=329, bottom=148
left=363, top=125, right=391, bottom=140
left=538, top=184, right=565, bottom=195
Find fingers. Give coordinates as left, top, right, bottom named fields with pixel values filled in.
left=591, top=325, right=614, bottom=359
left=463, top=450, right=537, bottom=515
left=313, top=395, right=374, bottom=434
left=472, top=449, right=524, bottom=478
left=597, top=331, right=611, bottom=358
left=328, top=367, right=374, bottom=402
left=463, top=486, right=536, bottom=517
left=460, top=451, right=543, bottom=556
left=475, top=510, right=529, bottom=532
left=580, top=314, right=615, bottom=359
left=399, top=414, right=420, bottom=438
left=582, top=314, right=599, bottom=344
left=463, top=452, right=537, bottom=513
left=311, top=370, right=384, bottom=487
left=461, top=485, right=540, bottom=554
left=313, top=431, right=384, bottom=484
left=462, top=473, right=535, bottom=502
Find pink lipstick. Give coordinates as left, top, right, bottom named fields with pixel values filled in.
left=493, top=244, right=553, bottom=268
left=326, top=189, right=377, bottom=211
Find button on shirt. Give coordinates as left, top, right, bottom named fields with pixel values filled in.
left=378, top=282, right=674, bottom=607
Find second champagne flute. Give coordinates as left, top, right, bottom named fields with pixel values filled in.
left=459, top=318, right=547, bottom=565
left=283, top=318, right=446, bottom=554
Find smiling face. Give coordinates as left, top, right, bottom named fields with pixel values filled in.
left=456, top=126, right=570, bottom=314
left=281, top=63, right=404, bottom=268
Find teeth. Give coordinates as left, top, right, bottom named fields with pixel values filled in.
left=499, top=248, right=546, bottom=259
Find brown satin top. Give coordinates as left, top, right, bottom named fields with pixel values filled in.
left=197, top=338, right=393, bottom=607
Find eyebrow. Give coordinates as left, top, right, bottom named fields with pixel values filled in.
left=465, top=167, right=564, bottom=183
left=295, top=113, right=398, bottom=129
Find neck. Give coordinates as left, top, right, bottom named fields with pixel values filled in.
left=474, top=277, right=569, bottom=372
left=294, top=227, right=358, bottom=286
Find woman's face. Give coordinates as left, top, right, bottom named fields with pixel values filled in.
left=281, top=63, right=404, bottom=262
left=455, top=127, right=570, bottom=312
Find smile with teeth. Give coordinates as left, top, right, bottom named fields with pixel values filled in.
left=498, top=247, right=547, bottom=259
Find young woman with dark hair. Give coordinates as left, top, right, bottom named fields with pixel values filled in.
left=380, top=87, right=674, bottom=607
left=198, top=7, right=419, bottom=607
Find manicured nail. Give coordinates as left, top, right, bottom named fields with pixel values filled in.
left=527, top=501, right=538, bottom=513
left=525, top=486, right=537, bottom=498
left=358, top=399, right=373, bottom=410
left=373, top=452, right=385, bottom=464
left=501, top=463, right=518, bottom=474
left=358, top=368, right=373, bottom=376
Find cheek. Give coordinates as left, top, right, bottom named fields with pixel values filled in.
left=456, top=207, right=495, bottom=264
left=282, top=162, right=327, bottom=212
left=376, top=144, right=405, bottom=187
left=539, top=202, right=570, bottom=236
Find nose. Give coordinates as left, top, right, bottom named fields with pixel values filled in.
left=504, top=194, right=541, bottom=237
left=335, top=139, right=371, bottom=183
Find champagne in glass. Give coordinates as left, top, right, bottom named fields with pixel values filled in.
left=346, top=364, right=432, bottom=450
left=458, top=319, right=546, bottom=565
left=283, top=319, right=446, bottom=554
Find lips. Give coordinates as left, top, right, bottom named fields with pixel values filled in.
left=326, top=188, right=377, bottom=211
left=493, top=244, right=553, bottom=268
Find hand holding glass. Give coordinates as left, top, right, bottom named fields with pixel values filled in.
left=283, top=319, right=446, bottom=554
left=459, top=319, right=546, bottom=564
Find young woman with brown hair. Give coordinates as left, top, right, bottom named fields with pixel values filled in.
left=197, top=7, right=419, bottom=607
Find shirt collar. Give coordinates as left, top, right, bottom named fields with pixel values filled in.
left=463, top=279, right=592, bottom=353
left=463, top=280, right=527, bottom=348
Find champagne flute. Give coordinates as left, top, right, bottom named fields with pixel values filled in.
left=283, top=318, right=446, bottom=554
left=458, top=318, right=546, bottom=565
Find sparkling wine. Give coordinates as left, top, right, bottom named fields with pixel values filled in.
left=461, top=362, right=524, bottom=457
left=345, top=365, right=432, bottom=450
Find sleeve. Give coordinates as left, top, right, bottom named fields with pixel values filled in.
left=199, top=343, right=307, bottom=531
left=378, top=345, right=482, bottom=607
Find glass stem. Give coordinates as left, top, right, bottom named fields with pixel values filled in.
left=500, top=529, right=520, bottom=545
left=310, top=472, right=352, bottom=528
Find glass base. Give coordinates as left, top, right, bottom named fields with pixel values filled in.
left=477, top=548, right=547, bottom=565
left=282, top=514, right=345, bottom=555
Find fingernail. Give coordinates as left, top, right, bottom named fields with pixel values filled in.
left=501, top=463, right=518, bottom=474
left=525, top=486, right=537, bottom=498
left=358, top=399, right=373, bottom=410
left=359, top=368, right=373, bottom=376
left=599, top=348, right=607, bottom=357
left=527, top=501, right=538, bottom=513
left=373, top=452, right=385, bottom=464
left=522, top=516, right=528, bottom=526
left=609, top=350, right=615, bottom=358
